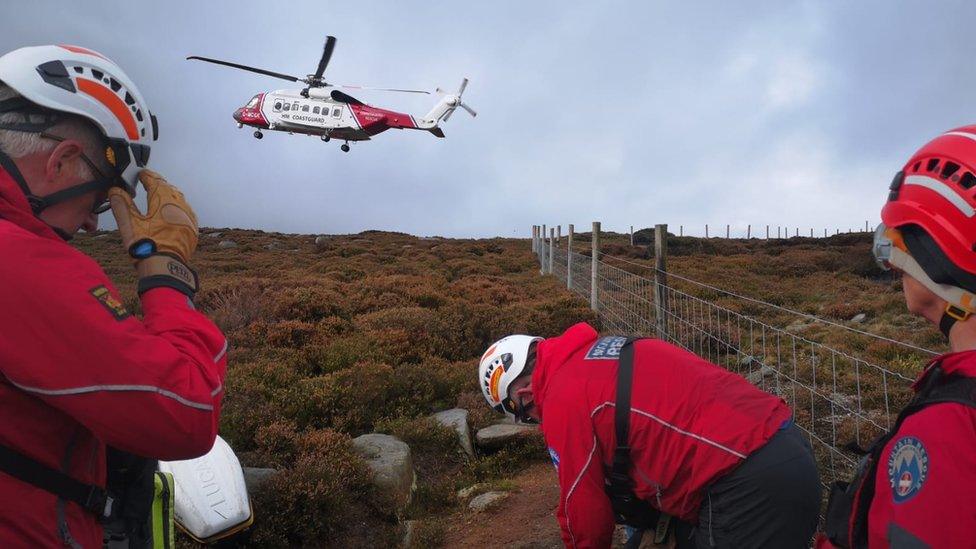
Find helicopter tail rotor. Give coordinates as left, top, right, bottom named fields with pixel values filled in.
left=435, top=78, right=476, bottom=122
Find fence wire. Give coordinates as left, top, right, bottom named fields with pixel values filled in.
left=534, top=237, right=922, bottom=503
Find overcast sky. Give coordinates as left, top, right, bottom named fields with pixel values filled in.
left=3, top=1, right=976, bottom=237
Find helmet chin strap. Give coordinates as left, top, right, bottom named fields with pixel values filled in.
left=514, top=396, right=538, bottom=424
left=890, top=247, right=975, bottom=338
left=0, top=149, right=90, bottom=241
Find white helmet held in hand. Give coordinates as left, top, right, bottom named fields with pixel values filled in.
left=479, top=334, right=542, bottom=422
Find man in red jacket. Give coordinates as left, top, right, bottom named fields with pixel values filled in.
left=818, top=127, right=976, bottom=548
left=0, top=46, right=226, bottom=547
left=479, top=324, right=821, bottom=548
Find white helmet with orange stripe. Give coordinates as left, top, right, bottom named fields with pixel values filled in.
left=478, top=334, right=542, bottom=422
left=0, top=45, right=156, bottom=201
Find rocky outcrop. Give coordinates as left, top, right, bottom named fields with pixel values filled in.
left=218, top=240, right=238, bottom=249
left=351, top=433, right=416, bottom=512
left=468, top=491, right=509, bottom=512
left=432, top=408, right=473, bottom=457
left=242, top=466, right=276, bottom=494
left=475, top=423, right=537, bottom=450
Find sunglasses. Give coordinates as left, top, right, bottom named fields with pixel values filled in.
left=39, top=132, right=127, bottom=215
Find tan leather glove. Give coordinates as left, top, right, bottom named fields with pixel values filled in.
left=109, top=170, right=200, bottom=297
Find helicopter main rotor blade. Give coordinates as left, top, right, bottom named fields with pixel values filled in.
left=337, top=85, right=430, bottom=94
left=186, top=56, right=302, bottom=83
left=457, top=78, right=468, bottom=97
left=313, top=36, right=337, bottom=81
left=460, top=103, right=477, bottom=117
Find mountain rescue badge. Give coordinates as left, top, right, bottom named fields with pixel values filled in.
left=887, top=436, right=929, bottom=503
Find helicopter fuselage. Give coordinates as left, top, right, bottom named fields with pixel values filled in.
left=233, top=88, right=421, bottom=142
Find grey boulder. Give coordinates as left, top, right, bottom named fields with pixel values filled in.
left=351, top=433, right=416, bottom=512
left=432, top=408, right=474, bottom=457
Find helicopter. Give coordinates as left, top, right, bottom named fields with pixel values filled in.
left=187, top=36, right=475, bottom=152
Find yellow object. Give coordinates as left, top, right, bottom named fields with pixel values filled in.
left=109, top=170, right=199, bottom=265
left=152, top=472, right=175, bottom=549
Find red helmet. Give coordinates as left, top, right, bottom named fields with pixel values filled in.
left=882, top=125, right=976, bottom=276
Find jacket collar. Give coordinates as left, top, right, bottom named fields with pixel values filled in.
left=531, top=322, right=600, bottom=418
left=915, top=349, right=976, bottom=390
left=0, top=165, right=65, bottom=241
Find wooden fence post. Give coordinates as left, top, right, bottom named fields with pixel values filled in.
left=557, top=225, right=562, bottom=243
left=747, top=225, right=751, bottom=239
left=810, top=228, right=814, bottom=238
left=726, top=224, right=730, bottom=239
left=654, top=224, right=668, bottom=339
left=548, top=228, right=554, bottom=274
left=531, top=225, right=536, bottom=253
left=766, top=225, right=769, bottom=239
left=567, top=224, right=574, bottom=290
left=591, top=222, right=600, bottom=312
left=705, top=224, right=709, bottom=238
left=630, top=225, right=634, bottom=246
left=679, top=225, right=683, bottom=237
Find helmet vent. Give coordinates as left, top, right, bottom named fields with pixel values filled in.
left=941, top=161, right=961, bottom=180
left=108, top=78, right=121, bottom=92
left=72, top=66, right=83, bottom=74
left=960, top=172, right=976, bottom=190
left=927, top=159, right=940, bottom=172
left=124, top=92, right=134, bottom=106
left=913, top=161, right=922, bottom=172
left=91, top=69, right=104, bottom=80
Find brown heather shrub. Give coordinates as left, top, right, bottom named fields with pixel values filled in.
left=272, top=285, right=348, bottom=321
left=195, top=279, right=274, bottom=332
left=247, top=428, right=398, bottom=547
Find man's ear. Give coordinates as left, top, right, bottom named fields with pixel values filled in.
left=43, top=140, right=85, bottom=184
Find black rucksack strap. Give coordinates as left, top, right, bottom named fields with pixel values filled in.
left=612, top=339, right=637, bottom=481
left=0, top=443, right=113, bottom=519
left=605, top=338, right=662, bottom=528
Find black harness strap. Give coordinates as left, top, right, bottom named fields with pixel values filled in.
left=605, top=338, right=662, bottom=529
left=0, top=443, right=112, bottom=519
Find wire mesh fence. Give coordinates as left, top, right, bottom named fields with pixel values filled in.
left=534, top=236, right=932, bottom=501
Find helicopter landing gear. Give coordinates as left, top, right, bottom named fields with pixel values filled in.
left=321, top=134, right=331, bottom=143
left=253, top=130, right=263, bottom=139
left=341, top=143, right=350, bottom=153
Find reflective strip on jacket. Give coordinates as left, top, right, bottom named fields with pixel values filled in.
left=533, top=322, right=791, bottom=548
left=0, top=168, right=227, bottom=547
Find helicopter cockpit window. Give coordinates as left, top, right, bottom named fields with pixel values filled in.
left=246, top=95, right=261, bottom=108
left=302, top=105, right=310, bottom=112
left=313, top=106, right=320, bottom=115
left=332, top=107, right=341, bottom=117
left=273, top=101, right=283, bottom=112
left=283, top=103, right=291, bottom=111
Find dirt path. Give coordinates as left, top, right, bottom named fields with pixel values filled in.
left=442, top=462, right=565, bottom=549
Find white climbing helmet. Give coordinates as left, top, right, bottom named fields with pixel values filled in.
left=478, top=334, right=543, bottom=421
left=0, top=45, right=157, bottom=196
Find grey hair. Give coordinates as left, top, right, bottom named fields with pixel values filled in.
left=0, top=83, right=107, bottom=178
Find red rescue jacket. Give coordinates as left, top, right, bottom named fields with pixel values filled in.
left=865, top=351, right=976, bottom=547
left=0, top=168, right=227, bottom=548
left=534, top=323, right=791, bottom=549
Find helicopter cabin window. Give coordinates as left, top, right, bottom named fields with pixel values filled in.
left=283, top=103, right=291, bottom=111
left=332, top=107, right=342, bottom=117
left=273, top=101, right=283, bottom=112
left=313, top=106, right=320, bottom=115
left=246, top=95, right=261, bottom=108
left=292, top=102, right=299, bottom=111
left=302, top=104, right=310, bottom=113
